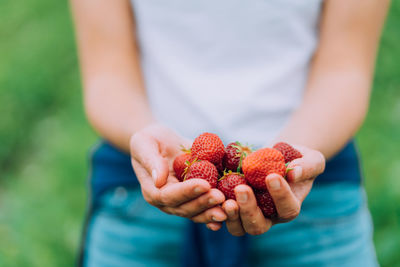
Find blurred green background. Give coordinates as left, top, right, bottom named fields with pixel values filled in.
left=0, top=1, right=399, bottom=266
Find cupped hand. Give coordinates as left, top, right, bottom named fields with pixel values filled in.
left=207, top=145, right=325, bottom=235
left=130, top=124, right=227, bottom=224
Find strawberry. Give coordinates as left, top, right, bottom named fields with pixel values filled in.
left=223, top=142, right=252, bottom=172
left=242, top=148, right=286, bottom=190
left=255, top=190, right=277, bottom=218
left=273, top=142, right=302, bottom=163
left=185, top=160, right=219, bottom=188
left=191, top=133, right=225, bottom=165
left=173, top=153, right=192, bottom=182
left=217, top=172, right=247, bottom=200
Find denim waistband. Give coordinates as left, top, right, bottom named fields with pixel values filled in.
left=88, top=139, right=362, bottom=204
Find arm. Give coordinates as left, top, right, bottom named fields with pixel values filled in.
left=277, top=0, right=390, bottom=159
left=70, top=0, right=226, bottom=223
left=218, top=0, right=389, bottom=235
left=70, top=0, right=153, bottom=152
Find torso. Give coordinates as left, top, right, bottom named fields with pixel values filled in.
left=131, top=0, right=323, bottom=146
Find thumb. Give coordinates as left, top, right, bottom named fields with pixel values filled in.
left=130, top=133, right=169, bottom=188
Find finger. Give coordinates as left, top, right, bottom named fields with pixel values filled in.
left=174, top=189, right=225, bottom=217
left=235, top=185, right=272, bottom=235
left=206, top=222, right=223, bottom=231
left=266, top=174, right=301, bottom=221
left=290, top=180, right=313, bottom=203
left=222, top=200, right=245, bottom=236
left=131, top=159, right=162, bottom=206
left=191, top=206, right=227, bottom=224
left=130, top=133, right=169, bottom=188
left=158, top=178, right=211, bottom=207
left=287, top=146, right=325, bottom=183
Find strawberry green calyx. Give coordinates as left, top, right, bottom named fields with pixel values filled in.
left=284, top=162, right=294, bottom=175
left=218, top=170, right=243, bottom=181
left=182, top=157, right=199, bottom=181
left=179, top=144, right=191, bottom=154
left=232, top=142, right=253, bottom=157
left=173, top=152, right=193, bottom=182
left=217, top=171, right=248, bottom=200
left=285, top=167, right=294, bottom=174
left=224, top=142, right=253, bottom=173
left=235, top=142, right=253, bottom=173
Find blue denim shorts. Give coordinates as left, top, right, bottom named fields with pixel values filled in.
left=82, top=182, right=377, bottom=267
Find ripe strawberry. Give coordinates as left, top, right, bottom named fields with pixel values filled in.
left=185, top=160, right=219, bottom=188
left=223, top=142, right=252, bottom=172
left=273, top=142, right=302, bottom=163
left=173, top=153, right=192, bottom=182
left=255, top=190, right=277, bottom=218
left=242, top=148, right=286, bottom=190
left=217, top=172, right=247, bottom=200
left=191, top=133, right=225, bottom=165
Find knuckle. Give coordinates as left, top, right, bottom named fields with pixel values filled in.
left=182, top=189, right=195, bottom=201
left=144, top=197, right=157, bottom=206
left=248, top=227, right=267, bottom=236
left=159, top=192, right=174, bottom=207
left=230, top=230, right=245, bottom=237
left=173, top=208, right=188, bottom=218
left=160, top=207, right=173, bottom=215
left=200, top=196, right=212, bottom=209
left=273, top=189, right=291, bottom=202
left=148, top=191, right=163, bottom=207
left=191, top=216, right=202, bottom=223
left=281, top=206, right=300, bottom=221
left=142, top=192, right=156, bottom=206
left=240, top=207, right=255, bottom=217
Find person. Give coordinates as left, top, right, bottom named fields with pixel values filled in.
left=70, top=0, right=389, bottom=266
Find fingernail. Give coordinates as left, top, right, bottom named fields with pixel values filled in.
left=237, top=192, right=248, bottom=204
left=208, top=198, right=216, bottom=205
left=152, top=169, right=157, bottom=181
left=212, top=213, right=226, bottom=222
left=294, top=166, right=303, bottom=181
left=268, top=177, right=281, bottom=190
left=194, top=187, right=206, bottom=194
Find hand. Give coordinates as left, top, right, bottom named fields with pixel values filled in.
left=207, top=145, right=325, bottom=236
left=130, top=124, right=227, bottom=224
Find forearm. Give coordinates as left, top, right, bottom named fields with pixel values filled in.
left=276, top=71, right=370, bottom=159
left=71, top=0, right=156, bottom=152
left=275, top=0, right=388, bottom=160
left=84, top=75, right=156, bottom=153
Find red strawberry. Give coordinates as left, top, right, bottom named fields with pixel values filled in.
left=173, top=153, right=192, bottom=182
left=223, top=142, right=252, bottom=172
left=191, top=133, right=225, bottom=165
left=242, top=148, right=286, bottom=190
left=217, top=172, right=247, bottom=200
left=255, top=190, right=277, bottom=218
left=185, top=160, right=219, bottom=188
left=273, top=142, right=302, bottom=163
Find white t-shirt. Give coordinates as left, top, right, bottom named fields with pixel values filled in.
left=131, top=0, right=323, bottom=147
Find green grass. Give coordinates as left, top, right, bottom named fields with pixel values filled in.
left=0, top=1, right=399, bottom=266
